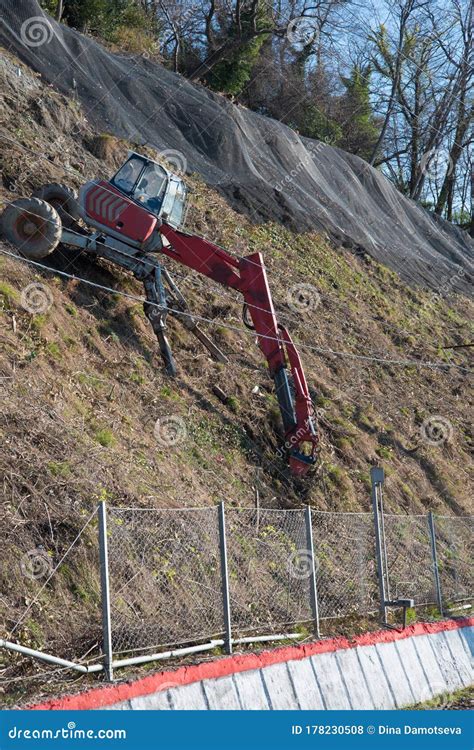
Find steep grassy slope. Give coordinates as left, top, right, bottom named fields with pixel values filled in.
left=0, top=52, right=472, bottom=699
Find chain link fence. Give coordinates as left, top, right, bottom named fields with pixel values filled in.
left=2, top=497, right=472, bottom=678
left=107, top=507, right=223, bottom=655
left=103, top=504, right=472, bottom=660
left=433, top=515, right=474, bottom=606
left=382, top=514, right=436, bottom=606
left=225, top=509, right=312, bottom=636
left=312, top=512, right=378, bottom=619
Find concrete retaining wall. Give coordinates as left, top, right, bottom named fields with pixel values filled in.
left=31, top=619, right=473, bottom=711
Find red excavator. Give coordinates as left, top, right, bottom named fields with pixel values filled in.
left=1, top=152, right=318, bottom=475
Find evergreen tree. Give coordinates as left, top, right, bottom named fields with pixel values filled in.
left=206, top=2, right=270, bottom=96
left=339, top=64, right=380, bottom=159
left=296, top=103, right=342, bottom=144
left=41, top=0, right=152, bottom=42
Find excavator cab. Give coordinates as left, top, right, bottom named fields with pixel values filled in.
left=76, top=152, right=189, bottom=248
left=111, top=152, right=188, bottom=229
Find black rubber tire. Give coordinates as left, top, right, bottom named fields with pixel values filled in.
left=32, top=183, right=80, bottom=228
left=0, top=197, right=62, bottom=259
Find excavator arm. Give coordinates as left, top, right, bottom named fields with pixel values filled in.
left=1, top=167, right=317, bottom=475
left=158, top=223, right=318, bottom=475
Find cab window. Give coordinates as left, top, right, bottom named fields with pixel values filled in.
left=167, top=181, right=187, bottom=228
left=133, top=164, right=168, bottom=214
left=112, top=157, right=144, bottom=195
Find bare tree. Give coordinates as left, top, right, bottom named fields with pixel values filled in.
left=434, top=0, right=473, bottom=219
left=368, top=0, right=424, bottom=166
left=55, top=0, right=64, bottom=21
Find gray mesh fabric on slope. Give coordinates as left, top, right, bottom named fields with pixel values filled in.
left=1, top=0, right=472, bottom=293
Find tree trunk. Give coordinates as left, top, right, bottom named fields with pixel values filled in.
left=408, top=69, right=421, bottom=197
left=368, top=57, right=402, bottom=166
left=434, top=86, right=471, bottom=217
left=470, top=161, right=474, bottom=237
left=369, top=0, right=417, bottom=166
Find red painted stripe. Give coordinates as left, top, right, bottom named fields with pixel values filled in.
left=29, top=618, right=473, bottom=711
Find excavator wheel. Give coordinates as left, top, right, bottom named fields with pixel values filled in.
left=0, top=197, right=62, bottom=260
left=32, top=183, right=80, bottom=228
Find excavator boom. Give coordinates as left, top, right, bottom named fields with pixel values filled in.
left=158, top=223, right=318, bottom=475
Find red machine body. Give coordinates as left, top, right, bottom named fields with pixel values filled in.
left=82, top=149, right=319, bottom=474
left=80, top=181, right=158, bottom=245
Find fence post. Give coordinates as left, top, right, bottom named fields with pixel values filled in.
left=428, top=512, right=444, bottom=617
left=218, top=501, right=233, bottom=654
left=98, top=501, right=114, bottom=681
left=371, top=467, right=387, bottom=625
left=304, top=505, right=321, bottom=638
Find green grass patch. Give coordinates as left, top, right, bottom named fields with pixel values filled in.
left=45, top=341, right=61, bottom=359
left=376, top=445, right=393, bottom=460
left=94, top=427, right=116, bottom=447
left=47, top=460, right=71, bottom=478
left=0, top=281, right=19, bottom=307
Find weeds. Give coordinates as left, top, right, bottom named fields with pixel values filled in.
left=94, top=427, right=116, bottom=447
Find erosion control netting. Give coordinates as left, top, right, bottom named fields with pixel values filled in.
left=225, top=508, right=312, bottom=635
left=434, top=515, right=473, bottom=606
left=1, top=0, right=472, bottom=293
left=107, top=507, right=223, bottom=655
left=312, top=511, right=378, bottom=619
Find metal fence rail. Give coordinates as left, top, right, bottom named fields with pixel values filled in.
left=103, top=500, right=473, bottom=661
left=1, top=507, right=102, bottom=664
